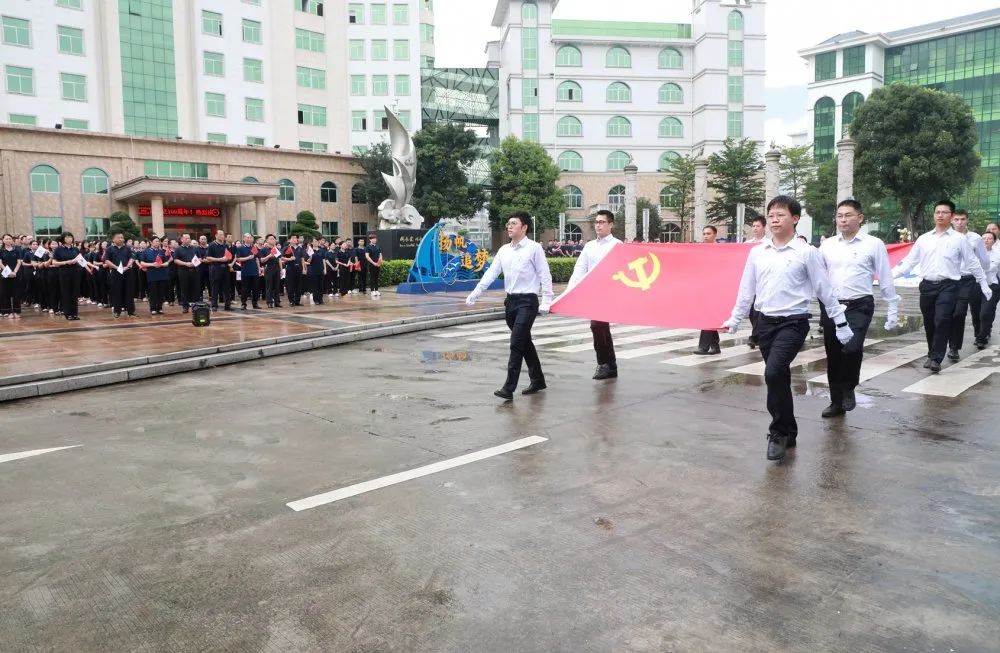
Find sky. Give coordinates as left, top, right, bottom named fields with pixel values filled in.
left=432, top=0, right=1000, bottom=144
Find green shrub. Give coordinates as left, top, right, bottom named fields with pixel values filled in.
left=546, top=257, right=576, bottom=283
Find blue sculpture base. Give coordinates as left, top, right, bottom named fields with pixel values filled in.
left=396, top=279, right=504, bottom=294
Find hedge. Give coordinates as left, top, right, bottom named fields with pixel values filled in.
left=380, top=257, right=577, bottom=287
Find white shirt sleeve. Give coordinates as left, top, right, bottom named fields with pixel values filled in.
left=729, top=250, right=758, bottom=322
left=893, top=238, right=922, bottom=276
left=534, top=243, right=554, bottom=304
left=806, top=247, right=847, bottom=322
left=874, top=241, right=900, bottom=308
left=566, top=244, right=590, bottom=290
left=469, top=245, right=504, bottom=300
left=960, top=236, right=988, bottom=285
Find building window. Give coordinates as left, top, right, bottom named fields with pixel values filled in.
left=242, top=19, right=261, bottom=44
left=297, top=103, right=326, bottom=126
left=607, top=183, right=626, bottom=207
left=204, top=51, right=224, bottom=76
left=394, top=39, right=410, bottom=60
left=395, top=74, right=410, bottom=96
left=322, top=221, right=339, bottom=239
left=523, top=78, right=538, bottom=106
left=398, top=110, right=412, bottom=130
left=348, top=3, right=364, bottom=24
left=658, top=151, right=680, bottom=171
left=352, top=222, right=369, bottom=239
left=659, top=117, right=682, bottom=138
left=557, top=81, right=581, bottom=102
left=522, top=27, right=537, bottom=69
left=297, top=66, right=326, bottom=90
left=420, top=23, right=434, bottom=44
left=727, top=111, right=743, bottom=138
left=522, top=0, right=538, bottom=20
left=421, top=55, right=435, bottom=69
left=727, top=76, right=743, bottom=103
left=563, top=185, right=582, bottom=209
left=371, top=3, right=386, bottom=24
left=375, top=109, right=390, bottom=131
left=295, top=28, right=324, bottom=52
left=607, top=46, right=631, bottom=68
left=351, top=75, right=366, bottom=96
left=57, top=25, right=84, bottom=55
left=351, top=184, right=366, bottom=204
left=371, top=39, right=388, bottom=60
left=298, top=0, right=324, bottom=16
left=815, top=52, right=836, bottom=82
left=728, top=40, right=744, bottom=67
left=556, top=45, right=581, bottom=67
left=57, top=0, right=83, bottom=8
left=843, top=45, right=865, bottom=77
left=607, top=81, right=631, bottom=103
left=658, top=48, right=682, bottom=69
left=728, top=10, right=744, bottom=32
left=558, top=150, right=583, bottom=172
left=393, top=4, right=409, bottom=25
left=61, top=73, right=86, bottom=101
left=349, top=39, right=364, bottom=60
left=842, top=91, right=864, bottom=136
left=202, top=10, right=222, bottom=36
left=299, top=141, right=327, bottom=153
left=81, top=168, right=109, bottom=194
left=242, top=177, right=259, bottom=183
left=278, top=179, right=295, bottom=202
left=523, top=113, right=539, bottom=142
left=240, top=219, right=258, bottom=237
left=813, top=96, right=835, bottom=161
left=2, top=16, right=31, bottom=47
left=144, top=161, right=208, bottom=179
left=6, top=65, right=34, bottom=95
left=205, top=92, right=225, bottom=117
left=207, top=132, right=227, bottom=143
left=278, top=221, right=294, bottom=240
left=9, top=114, right=36, bottom=125
left=84, top=218, right=110, bottom=240
left=659, top=83, right=682, bottom=104
left=607, top=116, right=631, bottom=138
left=245, top=97, right=264, bottom=121
left=243, top=58, right=262, bottom=82
left=321, top=182, right=338, bottom=203
left=660, top=186, right=680, bottom=208
left=372, top=75, right=389, bottom=96
left=30, top=165, right=61, bottom=193
left=557, top=116, right=582, bottom=137
left=246, top=136, right=265, bottom=146
left=33, top=217, right=63, bottom=239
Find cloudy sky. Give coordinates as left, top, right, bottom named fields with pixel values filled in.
left=432, top=0, right=998, bottom=144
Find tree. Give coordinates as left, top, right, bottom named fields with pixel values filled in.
left=659, top=154, right=696, bottom=241
left=109, top=211, right=141, bottom=240
left=802, top=159, right=838, bottom=238
left=355, top=142, right=393, bottom=214
left=851, top=84, right=980, bottom=233
left=707, top=138, right=765, bottom=230
left=289, top=210, right=320, bottom=239
left=779, top=144, right=816, bottom=198
left=412, top=122, right=486, bottom=224
left=613, top=197, right=663, bottom=242
left=488, top=136, right=565, bottom=231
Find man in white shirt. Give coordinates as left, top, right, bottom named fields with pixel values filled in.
left=818, top=200, right=900, bottom=418
left=467, top=212, right=554, bottom=401
left=722, top=196, right=854, bottom=462
left=893, top=200, right=991, bottom=372
left=947, top=209, right=991, bottom=360
left=975, top=230, right=1000, bottom=348
left=564, top=209, right=622, bottom=379
left=744, top=215, right=768, bottom=349
left=695, top=225, right=723, bottom=355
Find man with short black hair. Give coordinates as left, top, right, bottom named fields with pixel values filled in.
left=204, top=230, right=232, bottom=311
left=365, top=233, right=383, bottom=297
left=695, top=225, right=722, bottom=355
left=946, top=208, right=991, bottom=361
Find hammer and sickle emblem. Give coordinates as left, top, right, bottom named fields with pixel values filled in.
left=612, top=253, right=661, bottom=291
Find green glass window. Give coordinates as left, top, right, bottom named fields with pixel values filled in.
left=557, top=116, right=582, bottom=137
left=119, top=1, right=178, bottom=138
left=61, top=73, right=86, bottom=101
left=727, top=76, right=743, bottom=103
left=658, top=48, right=682, bottom=69
left=57, top=25, right=84, bottom=55
left=659, top=83, right=682, bottom=104
left=371, top=4, right=386, bottom=24
left=815, top=52, right=835, bottom=82
left=421, top=55, right=435, bottom=68
left=658, top=151, right=680, bottom=171
left=297, top=103, right=326, bottom=126
left=394, top=39, right=409, bottom=60
left=372, top=75, right=388, bottom=96
left=6, top=65, right=34, bottom=95
left=395, top=75, right=410, bottom=96
left=352, top=221, right=369, bottom=237
left=9, top=114, right=36, bottom=125
left=522, top=27, right=537, bottom=69
left=353, top=145, right=368, bottom=155
left=57, top=0, right=83, bottom=8
left=204, top=51, right=224, bottom=76
left=240, top=220, right=258, bottom=238
left=298, top=0, right=323, bottom=15
left=813, top=97, right=835, bottom=161
left=522, top=1, right=537, bottom=20
left=205, top=92, right=225, bottom=117
left=299, top=141, right=328, bottom=153
left=393, top=4, right=409, bottom=25
left=321, top=221, right=339, bottom=238
left=85, top=218, right=110, bottom=239
left=420, top=23, right=434, bottom=44
left=660, top=186, right=679, bottom=208
left=244, top=58, right=262, bottom=82
left=843, top=45, right=865, bottom=77
left=522, top=114, right=538, bottom=143
left=244, top=0, right=261, bottom=5
left=556, top=45, right=581, bottom=67
left=278, top=221, right=294, bottom=239
left=371, top=39, right=387, bottom=60
left=245, top=98, right=264, bottom=121
left=352, top=111, right=367, bottom=131
left=2, top=16, right=31, bottom=47
left=207, top=133, right=227, bottom=143
left=81, top=168, right=108, bottom=194
left=607, top=82, right=631, bottom=103
left=841, top=92, right=864, bottom=136
left=607, top=116, right=631, bottom=137
left=563, top=185, right=583, bottom=209
left=727, top=111, right=743, bottom=138
left=295, top=28, right=324, bottom=52
left=728, top=40, right=743, bottom=67
left=659, top=117, right=682, bottom=138
left=350, top=39, right=364, bottom=60
left=557, top=81, right=581, bottom=102
left=144, top=161, right=208, bottom=179
left=558, top=151, right=583, bottom=172
left=297, top=66, right=325, bottom=90
left=246, top=136, right=265, bottom=146
left=30, top=165, right=60, bottom=193
left=321, top=182, right=338, bottom=203
left=202, top=10, right=222, bottom=36
left=278, top=179, right=295, bottom=202
left=33, top=217, right=63, bottom=238
left=242, top=19, right=261, bottom=44
left=398, top=110, right=411, bottom=130
left=351, top=75, right=365, bottom=96
left=607, top=154, right=630, bottom=172
left=728, top=10, right=743, bottom=32
left=607, top=46, right=631, bottom=68
left=348, top=3, right=364, bottom=24
left=523, top=78, right=538, bottom=106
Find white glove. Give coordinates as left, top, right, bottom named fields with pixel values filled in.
left=538, top=303, right=551, bottom=315
left=890, top=265, right=903, bottom=279
left=884, top=306, right=899, bottom=330
left=982, top=284, right=993, bottom=302
left=465, top=295, right=476, bottom=306
left=721, top=318, right=740, bottom=334
left=835, top=322, right=854, bottom=345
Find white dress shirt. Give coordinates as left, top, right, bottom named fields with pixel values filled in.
left=960, top=231, right=990, bottom=276
left=566, top=234, right=621, bottom=290
left=819, top=232, right=900, bottom=307
left=469, top=237, right=554, bottom=305
left=729, top=236, right=847, bottom=323
left=893, top=228, right=986, bottom=283
left=984, top=246, right=1000, bottom=285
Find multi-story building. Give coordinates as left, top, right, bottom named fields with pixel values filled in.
left=799, top=8, right=1000, bottom=217
left=488, top=0, right=766, bottom=239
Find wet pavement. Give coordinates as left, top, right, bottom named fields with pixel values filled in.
left=1, top=299, right=999, bottom=652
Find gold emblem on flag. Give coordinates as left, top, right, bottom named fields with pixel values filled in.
left=613, top=253, right=661, bottom=291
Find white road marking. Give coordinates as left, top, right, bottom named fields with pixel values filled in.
left=470, top=321, right=599, bottom=342
left=666, top=344, right=759, bottom=367
left=286, top=436, right=548, bottom=512
left=615, top=330, right=750, bottom=360
left=0, top=446, right=80, bottom=465
left=532, top=324, right=649, bottom=346
left=727, top=340, right=883, bottom=376
left=902, top=346, right=1000, bottom=397
left=554, top=328, right=696, bottom=353
left=437, top=318, right=584, bottom=338
left=808, top=342, right=929, bottom=385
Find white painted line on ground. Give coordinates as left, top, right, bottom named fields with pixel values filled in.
left=470, top=321, right=600, bottom=342
left=0, top=446, right=80, bottom=465
left=286, top=436, right=548, bottom=512
left=532, top=324, right=649, bottom=346
left=727, top=340, right=884, bottom=376
left=615, top=330, right=749, bottom=360
left=437, top=318, right=584, bottom=338
left=666, top=344, right=759, bottom=367
left=808, top=342, right=929, bottom=385
left=902, top=346, right=1000, bottom=397
left=554, top=328, right=696, bottom=353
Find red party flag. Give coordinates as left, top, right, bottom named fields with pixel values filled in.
left=284, top=246, right=293, bottom=257
left=155, top=254, right=163, bottom=265
left=223, top=248, right=233, bottom=261
left=251, top=245, right=259, bottom=255
left=885, top=242, right=913, bottom=267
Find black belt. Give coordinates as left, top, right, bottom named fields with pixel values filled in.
left=760, top=313, right=809, bottom=324
left=921, top=278, right=957, bottom=286
left=506, top=292, right=536, bottom=298
left=838, top=295, right=874, bottom=307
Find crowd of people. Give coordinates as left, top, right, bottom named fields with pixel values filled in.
left=0, top=230, right=385, bottom=320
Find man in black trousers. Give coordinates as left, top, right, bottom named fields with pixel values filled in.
left=365, top=232, right=384, bottom=297
left=695, top=225, right=722, bottom=355
left=104, top=231, right=137, bottom=318
left=204, top=230, right=232, bottom=311
left=172, top=233, right=199, bottom=313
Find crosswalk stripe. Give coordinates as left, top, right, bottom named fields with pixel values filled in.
left=553, top=328, right=695, bottom=353
left=469, top=320, right=601, bottom=342
left=808, top=342, right=929, bottom=385
left=666, top=344, right=759, bottom=367
left=727, top=340, right=884, bottom=376
left=901, top=346, right=1000, bottom=397
left=532, top=324, right=650, bottom=346
left=615, top=330, right=749, bottom=360
left=436, top=318, right=586, bottom=338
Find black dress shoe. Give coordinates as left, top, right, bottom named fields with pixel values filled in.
left=947, top=348, right=960, bottom=361
left=786, top=436, right=797, bottom=449
left=766, top=433, right=788, bottom=461
left=493, top=388, right=513, bottom=401
left=274, top=304, right=282, bottom=308
left=842, top=386, right=857, bottom=411
left=975, top=340, right=986, bottom=350
left=822, top=402, right=845, bottom=418
left=929, top=359, right=941, bottom=373
left=252, top=303, right=260, bottom=309
left=707, top=344, right=721, bottom=354
left=923, top=358, right=933, bottom=369
left=593, top=364, right=618, bottom=380
left=521, top=382, right=547, bottom=395
left=692, top=348, right=710, bottom=355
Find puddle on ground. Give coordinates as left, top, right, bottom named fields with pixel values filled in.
left=420, top=351, right=473, bottom=362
